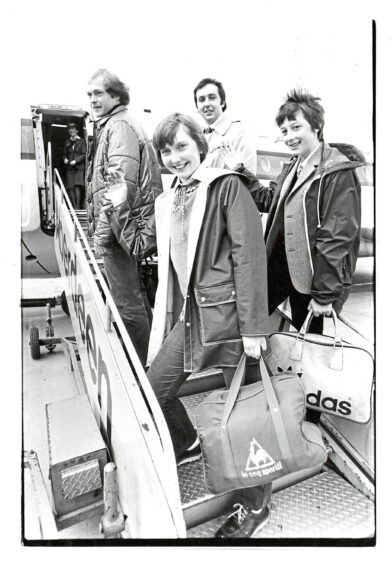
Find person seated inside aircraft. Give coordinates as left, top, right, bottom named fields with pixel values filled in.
left=145, top=112, right=272, bottom=538
left=63, top=122, right=87, bottom=208
left=265, top=89, right=362, bottom=423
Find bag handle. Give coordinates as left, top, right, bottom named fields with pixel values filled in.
left=221, top=354, right=247, bottom=430
left=221, top=353, right=297, bottom=475
left=258, top=354, right=297, bottom=473
left=290, top=310, right=343, bottom=370
left=299, top=309, right=338, bottom=338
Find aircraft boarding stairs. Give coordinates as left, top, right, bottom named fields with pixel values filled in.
left=74, top=207, right=374, bottom=538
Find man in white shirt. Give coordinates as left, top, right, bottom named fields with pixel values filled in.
left=193, top=78, right=257, bottom=174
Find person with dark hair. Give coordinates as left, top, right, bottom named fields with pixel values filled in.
left=193, top=78, right=257, bottom=173
left=63, top=122, right=86, bottom=208
left=146, top=112, right=272, bottom=538
left=86, top=69, right=162, bottom=366
left=265, top=88, right=362, bottom=336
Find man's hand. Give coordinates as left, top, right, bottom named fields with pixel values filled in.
left=308, top=298, right=333, bottom=317
left=64, top=158, right=69, bottom=164
left=219, top=141, right=242, bottom=171
left=104, top=170, right=127, bottom=192
left=70, top=160, right=76, bottom=166
left=242, top=336, right=267, bottom=359
left=103, top=170, right=128, bottom=207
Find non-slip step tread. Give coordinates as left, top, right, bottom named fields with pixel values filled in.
left=187, top=469, right=374, bottom=538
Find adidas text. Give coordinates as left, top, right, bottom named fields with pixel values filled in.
left=306, top=389, right=352, bottom=415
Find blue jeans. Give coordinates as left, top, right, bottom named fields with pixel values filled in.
left=100, top=242, right=150, bottom=366
left=147, top=319, right=271, bottom=510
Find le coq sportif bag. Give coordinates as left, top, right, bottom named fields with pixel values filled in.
left=267, top=311, right=374, bottom=424
left=195, top=353, right=327, bottom=495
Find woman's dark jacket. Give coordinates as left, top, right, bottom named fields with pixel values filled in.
left=147, top=167, right=269, bottom=372
left=63, top=137, right=87, bottom=186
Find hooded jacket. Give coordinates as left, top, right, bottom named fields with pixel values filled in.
left=86, top=105, right=162, bottom=253
left=265, top=142, right=362, bottom=313
left=147, top=167, right=269, bottom=372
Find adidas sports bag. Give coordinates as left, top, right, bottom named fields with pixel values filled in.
left=267, top=311, right=374, bottom=423
left=195, top=353, right=327, bottom=495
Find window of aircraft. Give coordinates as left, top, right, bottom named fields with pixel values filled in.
left=256, top=152, right=289, bottom=180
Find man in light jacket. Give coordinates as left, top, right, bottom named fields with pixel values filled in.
left=193, top=77, right=257, bottom=174
left=86, top=69, right=162, bottom=366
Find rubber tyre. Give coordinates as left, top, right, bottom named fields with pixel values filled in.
left=29, top=327, right=41, bottom=360
left=61, top=291, right=70, bottom=316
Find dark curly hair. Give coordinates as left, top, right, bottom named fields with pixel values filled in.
left=276, top=89, right=325, bottom=141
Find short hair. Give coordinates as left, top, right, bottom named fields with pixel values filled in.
left=152, top=113, right=209, bottom=168
left=193, top=78, right=227, bottom=111
left=275, top=89, right=325, bottom=141
left=88, top=68, right=130, bottom=106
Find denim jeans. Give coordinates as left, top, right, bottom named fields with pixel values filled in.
left=101, top=242, right=150, bottom=366
left=147, top=318, right=272, bottom=510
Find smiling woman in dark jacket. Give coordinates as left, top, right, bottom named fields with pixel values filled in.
left=265, top=89, right=362, bottom=334
left=146, top=113, right=271, bottom=538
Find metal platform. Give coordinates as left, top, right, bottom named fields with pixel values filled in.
left=178, top=393, right=210, bottom=504
left=188, top=469, right=374, bottom=539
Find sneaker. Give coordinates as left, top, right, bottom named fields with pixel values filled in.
left=176, top=443, right=202, bottom=467
left=214, top=503, right=270, bottom=538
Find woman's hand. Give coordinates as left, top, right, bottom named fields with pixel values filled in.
left=70, top=160, right=76, bottom=166
left=242, top=336, right=267, bottom=359
left=308, top=298, right=333, bottom=317
left=219, top=141, right=242, bottom=171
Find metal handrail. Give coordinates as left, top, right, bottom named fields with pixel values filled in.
left=45, top=142, right=54, bottom=225
left=53, top=169, right=180, bottom=479
left=337, top=313, right=374, bottom=346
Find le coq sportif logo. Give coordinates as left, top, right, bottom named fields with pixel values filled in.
left=241, top=438, right=283, bottom=479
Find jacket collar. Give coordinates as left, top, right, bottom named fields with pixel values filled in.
left=206, top=111, right=240, bottom=136
left=275, top=141, right=363, bottom=210
left=298, top=142, right=321, bottom=171
left=317, top=143, right=363, bottom=174
left=289, top=142, right=361, bottom=192
left=295, top=143, right=324, bottom=187
left=172, top=163, right=237, bottom=189
left=94, top=104, right=127, bottom=129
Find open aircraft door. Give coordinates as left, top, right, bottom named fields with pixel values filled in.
left=53, top=172, right=186, bottom=538
left=22, top=105, right=89, bottom=278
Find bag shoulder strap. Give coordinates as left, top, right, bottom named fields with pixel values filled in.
left=259, top=354, right=297, bottom=472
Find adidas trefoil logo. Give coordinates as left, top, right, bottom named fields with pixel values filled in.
left=277, top=365, right=302, bottom=378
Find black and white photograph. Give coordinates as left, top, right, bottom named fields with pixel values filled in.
left=6, top=0, right=389, bottom=555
